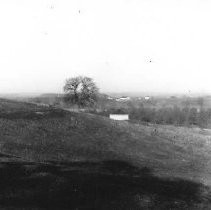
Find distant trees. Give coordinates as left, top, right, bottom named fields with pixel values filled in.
left=63, top=76, right=99, bottom=107
left=189, top=107, right=197, bottom=125
left=90, top=94, right=211, bottom=128
left=99, top=105, right=211, bottom=128
left=197, top=97, right=204, bottom=111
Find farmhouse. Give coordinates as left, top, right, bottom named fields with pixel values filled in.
left=144, top=96, right=150, bottom=100
left=116, top=96, right=130, bottom=102
left=109, top=114, right=129, bottom=121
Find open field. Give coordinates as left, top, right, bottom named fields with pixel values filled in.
left=0, top=98, right=211, bottom=209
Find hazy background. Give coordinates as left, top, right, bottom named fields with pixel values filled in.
left=0, top=0, right=210, bottom=95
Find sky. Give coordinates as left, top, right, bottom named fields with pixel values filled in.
left=0, top=0, right=211, bottom=95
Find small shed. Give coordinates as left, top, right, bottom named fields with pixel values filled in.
left=109, top=114, right=129, bottom=121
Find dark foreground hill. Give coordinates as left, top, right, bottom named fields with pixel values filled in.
left=0, top=98, right=211, bottom=209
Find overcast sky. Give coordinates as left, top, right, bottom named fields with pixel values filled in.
left=0, top=0, right=211, bottom=94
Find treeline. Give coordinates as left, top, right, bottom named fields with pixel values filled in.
left=98, top=106, right=211, bottom=128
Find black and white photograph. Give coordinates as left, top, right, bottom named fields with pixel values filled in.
left=0, top=0, right=211, bottom=209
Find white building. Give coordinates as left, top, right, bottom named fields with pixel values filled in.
left=109, top=114, right=129, bottom=121
left=144, top=96, right=150, bottom=100
left=116, top=96, right=131, bottom=102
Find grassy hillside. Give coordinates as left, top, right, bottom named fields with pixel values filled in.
left=0, top=98, right=211, bottom=209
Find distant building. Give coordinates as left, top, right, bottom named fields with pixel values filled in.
left=116, top=96, right=131, bottom=102
left=36, top=103, right=50, bottom=107
left=144, top=96, right=150, bottom=100
left=109, top=114, right=129, bottom=121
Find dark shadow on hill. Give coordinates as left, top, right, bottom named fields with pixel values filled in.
left=0, top=159, right=210, bottom=210
left=0, top=109, right=66, bottom=120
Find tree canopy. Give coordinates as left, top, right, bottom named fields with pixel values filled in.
left=63, top=76, right=99, bottom=107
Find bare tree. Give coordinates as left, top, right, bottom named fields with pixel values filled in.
left=63, top=76, right=82, bottom=104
